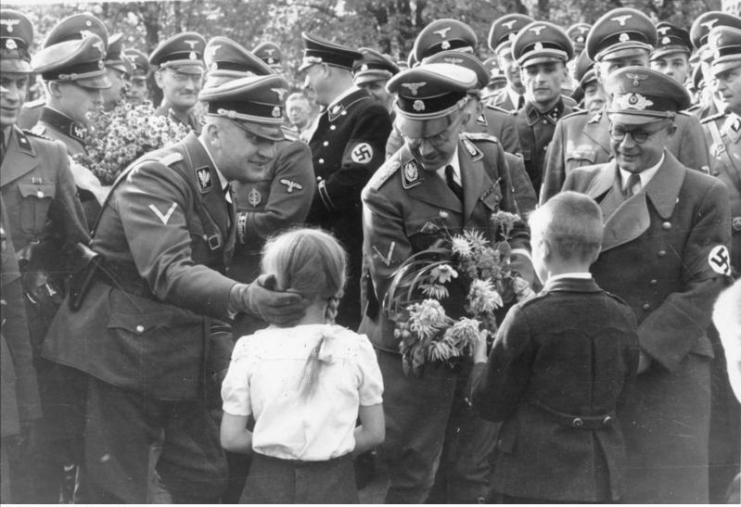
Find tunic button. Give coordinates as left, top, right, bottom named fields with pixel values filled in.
left=323, top=141, right=329, bottom=147
left=642, top=303, right=651, bottom=311
left=330, top=125, right=336, bottom=130
left=136, top=325, right=145, bottom=333
left=319, top=159, right=325, bottom=164
left=662, top=222, right=671, bottom=230
left=572, top=418, right=584, bottom=428
left=37, top=190, right=44, bottom=198
left=316, top=176, right=322, bottom=181
left=657, top=250, right=666, bottom=257
left=542, top=120, right=548, bottom=125
left=603, top=416, right=613, bottom=426
left=650, top=279, right=658, bottom=286
left=439, top=211, right=449, bottom=219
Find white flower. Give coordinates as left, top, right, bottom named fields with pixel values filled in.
left=467, top=279, right=503, bottom=314
left=408, top=299, right=448, bottom=338
left=451, top=236, right=474, bottom=258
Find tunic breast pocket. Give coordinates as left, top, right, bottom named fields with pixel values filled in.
left=18, top=183, right=55, bottom=235
left=405, top=216, right=449, bottom=252
left=481, top=183, right=503, bottom=212
left=566, top=149, right=597, bottom=166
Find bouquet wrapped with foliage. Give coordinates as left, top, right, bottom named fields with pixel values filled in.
left=383, top=211, right=536, bottom=377
left=73, top=101, right=190, bottom=186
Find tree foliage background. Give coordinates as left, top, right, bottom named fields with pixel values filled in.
left=8, top=0, right=727, bottom=88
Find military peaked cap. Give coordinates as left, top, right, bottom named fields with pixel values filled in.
left=605, top=66, right=691, bottom=124
left=299, top=33, right=361, bottom=72
left=353, top=47, right=399, bottom=84
left=586, top=8, right=656, bottom=62
left=0, top=9, right=33, bottom=73
left=33, top=34, right=111, bottom=89
left=488, top=14, right=534, bottom=54
left=512, top=21, right=574, bottom=66
left=252, top=41, right=282, bottom=71
left=413, top=19, right=477, bottom=62
left=708, top=26, right=741, bottom=76
left=149, top=32, right=205, bottom=73
left=690, top=12, right=741, bottom=50
left=652, top=22, right=692, bottom=60
left=43, top=12, right=108, bottom=51
left=205, top=36, right=273, bottom=83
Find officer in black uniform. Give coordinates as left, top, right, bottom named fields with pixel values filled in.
left=0, top=10, right=90, bottom=503
left=511, top=21, right=575, bottom=197
left=300, top=32, right=392, bottom=330
left=150, top=32, right=206, bottom=133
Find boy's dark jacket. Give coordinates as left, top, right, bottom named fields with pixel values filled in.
left=472, top=276, right=639, bottom=502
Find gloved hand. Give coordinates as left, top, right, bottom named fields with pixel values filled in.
left=229, top=274, right=308, bottom=325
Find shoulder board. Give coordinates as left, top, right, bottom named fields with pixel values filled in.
left=22, top=129, right=52, bottom=142
left=701, top=111, right=726, bottom=124
left=484, top=103, right=514, bottom=115
left=158, top=152, right=184, bottom=166
left=369, top=155, right=402, bottom=191
left=30, top=124, right=46, bottom=136
left=461, top=132, right=499, bottom=144
left=561, top=109, right=589, bottom=121
left=281, top=126, right=299, bottom=142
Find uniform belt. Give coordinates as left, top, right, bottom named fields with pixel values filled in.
left=528, top=399, right=615, bottom=430
left=95, top=262, right=160, bottom=302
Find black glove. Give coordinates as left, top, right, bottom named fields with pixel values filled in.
left=229, top=274, right=308, bottom=325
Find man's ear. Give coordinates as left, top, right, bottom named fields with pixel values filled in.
left=667, top=123, right=677, bottom=138
left=47, top=80, right=62, bottom=99
left=203, top=121, right=221, bottom=149
left=154, top=69, right=165, bottom=90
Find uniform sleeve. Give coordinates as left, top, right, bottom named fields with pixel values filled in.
left=240, top=140, right=316, bottom=242
left=473, top=304, right=535, bottom=422
left=316, top=104, right=392, bottom=213
left=540, top=119, right=568, bottom=205
left=361, top=183, right=412, bottom=308
left=114, top=163, right=235, bottom=320
left=44, top=142, right=90, bottom=247
left=677, top=114, right=710, bottom=172
left=639, top=179, right=732, bottom=371
left=221, top=337, right=253, bottom=416
left=505, top=153, right=537, bottom=217
left=497, top=112, right=523, bottom=156
left=355, top=334, right=384, bottom=406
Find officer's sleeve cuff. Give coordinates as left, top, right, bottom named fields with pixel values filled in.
left=318, top=180, right=335, bottom=212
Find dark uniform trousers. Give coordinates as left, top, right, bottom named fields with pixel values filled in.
left=43, top=133, right=236, bottom=503
left=701, top=111, right=741, bottom=502
left=307, top=87, right=392, bottom=330
left=360, top=135, right=532, bottom=503
left=541, top=108, right=711, bottom=204
left=563, top=153, right=732, bottom=503
left=1, top=126, right=89, bottom=503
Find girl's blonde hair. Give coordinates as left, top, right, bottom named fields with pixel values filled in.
left=261, top=228, right=348, bottom=397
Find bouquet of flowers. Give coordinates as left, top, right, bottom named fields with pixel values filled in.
left=73, top=101, right=190, bottom=186
left=383, top=211, right=535, bottom=378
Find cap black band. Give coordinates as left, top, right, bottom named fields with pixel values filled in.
left=212, top=61, right=258, bottom=73
left=207, top=100, right=283, bottom=120
left=42, top=60, right=104, bottom=81
left=421, top=40, right=470, bottom=59
left=396, top=90, right=467, bottom=116
left=158, top=51, right=203, bottom=65
left=303, top=48, right=355, bottom=69
left=0, top=46, right=30, bottom=61
left=521, top=41, right=569, bottom=57
left=713, top=45, right=741, bottom=59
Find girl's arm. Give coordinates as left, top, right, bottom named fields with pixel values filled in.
left=220, top=412, right=253, bottom=454
left=353, top=403, right=385, bottom=456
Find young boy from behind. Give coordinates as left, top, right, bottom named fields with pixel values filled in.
left=471, top=191, right=640, bottom=503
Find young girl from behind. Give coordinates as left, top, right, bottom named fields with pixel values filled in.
left=220, top=228, right=385, bottom=504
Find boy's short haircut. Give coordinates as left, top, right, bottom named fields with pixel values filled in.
left=529, top=191, right=603, bottom=263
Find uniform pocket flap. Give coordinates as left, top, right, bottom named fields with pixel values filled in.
left=566, top=149, right=597, bottom=163
left=107, top=310, right=172, bottom=334
left=18, top=182, right=56, bottom=200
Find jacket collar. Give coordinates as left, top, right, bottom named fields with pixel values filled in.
left=327, top=87, right=370, bottom=122
left=39, top=106, right=87, bottom=143
left=543, top=276, right=601, bottom=294
left=525, top=97, right=564, bottom=126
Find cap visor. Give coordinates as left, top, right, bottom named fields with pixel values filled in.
left=711, top=59, right=741, bottom=77
left=354, top=73, right=390, bottom=85
left=521, top=54, right=566, bottom=66
left=395, top=114, right=452, bottom=139
left=600, top=45, right=651, bottom=61
left=234, top=121, right=284, bottom=142
left=76, top=74, right=113, bottom=89
left=0, top=60, right=33, bottom=73
left=650, top=48, right=690, bottom=60
left=163, top=62, right=205, bottom=74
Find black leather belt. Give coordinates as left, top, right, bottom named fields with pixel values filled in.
left=529, top=399, right=615, bottom=430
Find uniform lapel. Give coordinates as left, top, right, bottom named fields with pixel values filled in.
left=459, top=139, right=486, bottom=219
left=0, top=126, right=38, bottom=188
left=583, top=110, right=612, bottom=154
left=643, top=152, right=684, bottom=220
left=403, top=144, right=462, bottom=214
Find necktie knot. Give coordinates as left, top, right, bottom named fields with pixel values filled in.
left=624, top=173, right=641, bottom=198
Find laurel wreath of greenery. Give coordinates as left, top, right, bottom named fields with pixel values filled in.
left=73, top=101, right=190, bottom=185
left=383, top=211, right=535, bottom=377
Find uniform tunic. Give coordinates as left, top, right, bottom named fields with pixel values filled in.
left=43, top=132, right=236, bottom=503
left=359, top=134, right=530, bottom=503
left=563, top=153, right=732, bottom=503
left=307, top=87, right=392, bottom=329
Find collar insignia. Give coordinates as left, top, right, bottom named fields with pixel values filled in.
left=196, top=167, right=213, bottom=192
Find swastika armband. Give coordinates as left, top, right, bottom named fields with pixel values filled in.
left=708, top=245, right=732, bottom=276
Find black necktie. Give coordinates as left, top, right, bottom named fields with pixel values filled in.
left=516, top=94, right=525, bottom=110
left=445, top=165, right=463, bottom=201
left=624, top=173, right=641, bottom=198
left=0, top=129, right=5, bottom=166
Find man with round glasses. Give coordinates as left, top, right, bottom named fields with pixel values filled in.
left=150, top=32, right=206, bottom=133
left=563, top=66, right=732, bottom=503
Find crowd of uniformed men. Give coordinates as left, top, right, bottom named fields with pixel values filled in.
left=1, top=3, right=740, bottom=504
